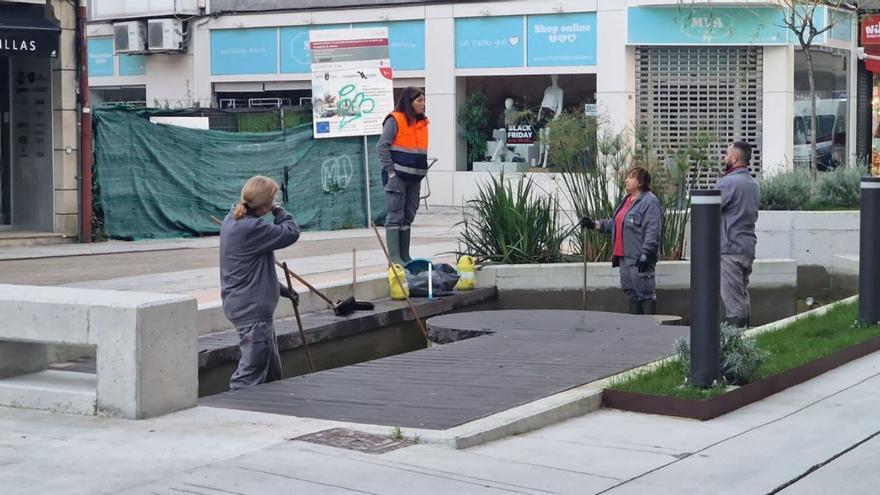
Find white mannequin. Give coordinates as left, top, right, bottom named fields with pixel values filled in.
left=490, top=128, right=508, bottom=162
left=503, top=97, right=516, bottom=126
left=538, top=75, right=564, bottom=168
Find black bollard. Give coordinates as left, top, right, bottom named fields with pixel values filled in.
left=860, top=177, right=880, bottom=326
left=689, top=190, right=721, bottom=387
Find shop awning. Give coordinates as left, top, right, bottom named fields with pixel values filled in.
left=0, top=4, right=61, bottom=57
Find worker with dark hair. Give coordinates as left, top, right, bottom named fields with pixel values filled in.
left=583, top=167, right=663, bottom=315
left=376, top=86, right=429, bottom=265
left=220, top=176, right=301, bottom=389
left=717, top=141, right=760, bottom=328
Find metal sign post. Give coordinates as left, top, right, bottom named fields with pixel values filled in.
left=363, top=136, right=371, bottom=227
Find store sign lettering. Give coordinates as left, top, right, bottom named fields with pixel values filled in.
left=628, top=7, right=788, bottom=45
left=533, top=22, right=590, bottom=44
left=527, top=13, right=596, bottom=67
left=862, top=15, right=880, bottom=45
left=506, top=124, right=534, bottom=144
left=690, top=17, right=724, bottom=29
left=0, top=38, right=38, bottom=52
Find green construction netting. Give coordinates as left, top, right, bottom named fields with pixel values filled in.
left=93, top=107, right=386, bottom=240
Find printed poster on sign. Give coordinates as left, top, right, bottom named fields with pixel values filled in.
left=310, top=27, right=394, bottom=139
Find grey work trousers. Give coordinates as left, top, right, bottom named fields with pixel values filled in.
left=229, top=319, right=282, bottom=390
left=619, top=260, right=656, bottom=303
left=721, top=254, right=754, bottom=321
left=384, top=175, right=422, bottom=228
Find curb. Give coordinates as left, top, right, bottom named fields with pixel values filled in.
left=345, top=385, right=603, bottom=450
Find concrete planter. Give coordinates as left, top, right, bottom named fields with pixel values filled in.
left=476, top=258, right=797, bottom=291
left=601, top=295, right=869, bottom=420
left=603, top=331, right=880, bottom=421
left=756, top=210, right=859, bottom=268
left=475, top=259, right=798, bottom=327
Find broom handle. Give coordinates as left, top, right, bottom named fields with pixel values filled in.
left=372, top=225, right=428, bottom=340
left=582, top=228, right=588, bottom=312
left=283, top=261, right=315, bottom=372
left=275, top=261, right=335, bottom=307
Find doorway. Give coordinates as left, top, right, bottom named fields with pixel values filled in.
left=0, top=57, right=10, bottom=229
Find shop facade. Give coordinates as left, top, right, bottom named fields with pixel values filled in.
left=85, top=0, right=861, bottom=208
left=861, top=13, right=880, bottom=175
left=1, top=0, right=80, bottom=237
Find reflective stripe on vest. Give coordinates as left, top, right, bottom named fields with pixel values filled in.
left=389, top=111, right=429, bottom=181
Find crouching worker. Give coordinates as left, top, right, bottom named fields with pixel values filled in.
left=582, top=167, right=662, bottom=315
left=220, top=176, right=301, bottom=390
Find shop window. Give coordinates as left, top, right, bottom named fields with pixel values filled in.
left=90, top=86, right=147, bottom=107
left=457, top=74, right=597, bottom=171
left=636, top=46, right=763, bottom=188
left=793, top=49, right=849, bottom=171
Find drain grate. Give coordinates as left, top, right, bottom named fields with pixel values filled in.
left=291, top=428, right=414, bottom=454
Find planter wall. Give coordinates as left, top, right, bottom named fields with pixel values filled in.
left=603, top=332, right=880, bottom=421
left=755, top=211, right=860, bottom=268
left=476, top=259, right=797, bottom=325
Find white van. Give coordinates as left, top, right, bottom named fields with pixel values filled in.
left=792, top=99, right=846, bottom=171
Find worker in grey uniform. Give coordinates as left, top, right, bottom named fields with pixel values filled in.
left=376, top=87, right=429, bottom=265
left=220, top=176, right=301, bottom=390
left=583, top=167, right=663, bottom=314
left=717, top=141, right=760, bottom=328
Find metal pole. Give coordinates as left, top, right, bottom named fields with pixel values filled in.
left=363, top=136, right=372, bottom=228
left=860, top=177, right=880, bottom=325
left=77, top=0, right=93, bottom=243
left=689, top=189, right=721, bottom=388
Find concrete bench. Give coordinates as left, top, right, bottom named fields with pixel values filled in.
left=0, top=284, right=197, bottom=419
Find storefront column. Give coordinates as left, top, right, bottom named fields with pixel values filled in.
left=762, top=45, right=794, bottom=176
left=424, top=4, right=457, bottom=206
left=596, top=0, right=633, bottom=136
left=193, top=19, right=213, bottom=106
left=52, top=0, right=79, bottom=236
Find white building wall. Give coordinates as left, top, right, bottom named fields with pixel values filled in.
left=144, top=54, right=196, bottom=107
left=762, top=45, right=795, bottom=176
left=596, top=0, right=634, bottom=136
left=85, top=1, right=861, bottom=209
left=423, top=4, right=456, bottom=207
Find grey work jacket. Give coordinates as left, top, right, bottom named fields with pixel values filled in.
left=716, top=167, right=760, bottom=257
left=598, top=191, right=662, bottom=267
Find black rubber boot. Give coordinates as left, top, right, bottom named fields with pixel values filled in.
left=723, top=316, right=749, bottom=329
left=629, top=301, right=643, bottom=315
left=399, top=228, right=412, bottom=264
left=642, top=299, right=657, bottom=315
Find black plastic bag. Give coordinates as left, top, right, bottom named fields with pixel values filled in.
left=407, top=263, right=460, bottom=297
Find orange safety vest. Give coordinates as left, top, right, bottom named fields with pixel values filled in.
left=388, top=111, right=429, bottom=182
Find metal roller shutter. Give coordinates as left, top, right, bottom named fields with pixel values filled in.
left=636, top=46, right=763, bottom=188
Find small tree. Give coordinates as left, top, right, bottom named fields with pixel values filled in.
left=778, top=1, right=846, bottom=179
left=457, top=91, right=491, bottom=167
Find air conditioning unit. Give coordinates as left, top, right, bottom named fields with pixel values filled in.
left=148, top=18, right=184, bottom=51
left=114, top=21, right=147, bottom=52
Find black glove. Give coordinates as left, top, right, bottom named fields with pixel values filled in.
left=579, top=216, right=595, bottom=229
left=280, top=284, right=299, bottom=305
left=637, top=253, right=651, bottom=273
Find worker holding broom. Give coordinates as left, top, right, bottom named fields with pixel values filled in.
left=220, top=175, right=301, bottom=390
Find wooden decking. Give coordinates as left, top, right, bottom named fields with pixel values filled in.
left=201, top=310, right=689, bottom=430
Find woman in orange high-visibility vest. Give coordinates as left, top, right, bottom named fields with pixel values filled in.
left=376, top=87, right=429, bottom=265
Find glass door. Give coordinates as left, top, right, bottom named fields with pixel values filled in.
left=0, top=56, right=10, bottom=228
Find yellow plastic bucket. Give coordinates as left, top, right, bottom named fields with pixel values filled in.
left=455, top=255, right=476, bottom=290
left=388, top=263, right=409, bottom=300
